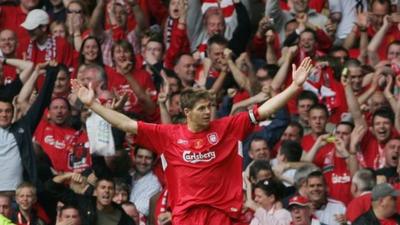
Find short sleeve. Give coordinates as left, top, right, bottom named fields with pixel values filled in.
left=135, top=122, right=172, bottom=155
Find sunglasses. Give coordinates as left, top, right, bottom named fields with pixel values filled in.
left=67, top=9, right=82, bottom=14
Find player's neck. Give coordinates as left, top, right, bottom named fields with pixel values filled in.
left=187, top=122, right=208, bottom=133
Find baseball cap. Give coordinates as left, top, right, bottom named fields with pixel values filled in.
left=371, top=183, right=398, bottom=201
left=288, top=196, right=310, bottom=209
left=21, top=9, right=49, bottom=30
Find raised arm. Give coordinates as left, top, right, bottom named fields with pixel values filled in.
left=89, top=0, right=106, bottom=36
left=2, top=58, right=34, bottom=83
left=73, top=80, right=138, bottom=134
left=367, top=15, right=392, bottom=66
left=343, top=12, right=367, bottom=50
left=270, top=46, right=297, bottom=92
left=257, top=57, right=313, bottom=121
left=224, top=48, right=251, bottom=92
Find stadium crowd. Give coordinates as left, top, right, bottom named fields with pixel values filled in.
left=1, top=0, right=400, bottom=224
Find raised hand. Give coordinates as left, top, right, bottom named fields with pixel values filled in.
left=350, top=124, right=367, bottom=151
left=71, top=79, right=96, bottom=107
left=223, top=48, right=233, bottom=60
left=292, top=57, right=313, bottom=87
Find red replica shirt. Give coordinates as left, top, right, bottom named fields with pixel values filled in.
left=323, top=151, right=352, bottom=205
left=135, top=112, right=255, bottom=218
left=18, top=35, right=73, bottom=68
left=64, top=129, right=92, bottom=172
left=105, top=66, right=157, bottom=115
left=360, top=130, right=386, bottom=169
left=346, top=192, right=371, bottom=222
left=34, top=119, right=76, bottom=172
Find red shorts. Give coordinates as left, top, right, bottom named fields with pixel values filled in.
left=172, top=205, right=233, bottom=225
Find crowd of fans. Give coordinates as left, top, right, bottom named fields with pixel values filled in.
left=0, top=0, right=400, bottom=224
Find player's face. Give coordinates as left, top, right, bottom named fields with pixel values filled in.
left=16, top=188, right=36, bottom=211
left=48, top=98, right=70, bottom=125
left=186, top=99, right=212, bottom=129
left=134, top=148, right=154, bottom=175
left=249, top=140, right=270, bottom=160
left=290, top=206, right=311, bottom=225
left=60, top=208, right=81, bottom=225
left=112, top=190, right=129, bottom=205
left=372, top=116, right=392, bottom=143
left=309, top=109, right=327, bottom=135
left=306, top=177, right=326, bottom=203
left=254, top=188, right=275, bottom=209
left=384, top=139, right=400, bottom=167
left=281, top=125, right=301, bottom=142
left=95, top=180, right=115, bottom=207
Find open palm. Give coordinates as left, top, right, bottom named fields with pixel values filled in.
left=292, top=57, right=313, bottom=87
left=71, top=80, right=95, bottom=106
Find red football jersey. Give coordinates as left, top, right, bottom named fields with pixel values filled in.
left=34, top=119, right=76, bottom=172
left=135, top=112, right=254, bottom=218
left=323, top=152, right=352, bottom=205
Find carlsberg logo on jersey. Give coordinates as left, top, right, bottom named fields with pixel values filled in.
left=183, top=150, right=216, bottom=163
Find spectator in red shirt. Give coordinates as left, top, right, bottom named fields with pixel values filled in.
left=20, top=9, right=73, bottom=69
left=301, top=104, right=331, bottom=156
left=376, top=138, right=400, bottom=184
left=34, top=97, right=76, bottom=173
left=346, top=169, right=376, bottom=223
left=0, top=30, right=20, bottom=84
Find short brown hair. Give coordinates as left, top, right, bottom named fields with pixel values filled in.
left=180, top=88, right=211, bottom=110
